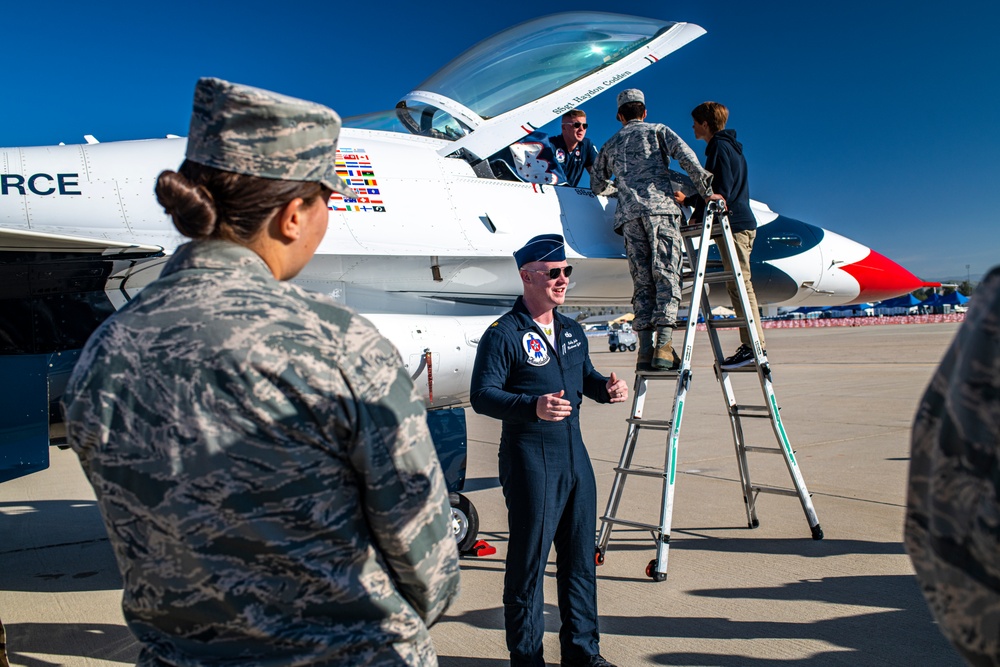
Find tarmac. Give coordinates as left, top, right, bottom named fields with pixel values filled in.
left=0, top=322, right=968, bottom=666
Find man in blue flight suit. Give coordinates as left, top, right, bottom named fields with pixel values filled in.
left=471, top=234, right=628, bottom=667
left=549, top=109, right=599, bottom=188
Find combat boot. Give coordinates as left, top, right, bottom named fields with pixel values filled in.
left=652, top=326, right=681, bottom=371
left=636, top=330, right=654, bottom=371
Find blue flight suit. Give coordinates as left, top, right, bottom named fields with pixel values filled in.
left=549, top=135, right=598, bottom=188
left=470, top=296, right=612, bottom=666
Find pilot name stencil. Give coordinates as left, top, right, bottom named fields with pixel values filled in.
left=551, top=70, right=631, bottom=115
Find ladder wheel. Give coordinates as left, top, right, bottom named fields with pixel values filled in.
left=645, top=559, right=666, bottom=582
left=595, top=548, right=605, bottom=566
left=811, top=524, right=824, bottom=540
left=750, top=518, right=759, bottom=529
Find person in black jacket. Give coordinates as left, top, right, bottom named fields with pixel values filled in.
left=675, top=101, right=767, bottom=369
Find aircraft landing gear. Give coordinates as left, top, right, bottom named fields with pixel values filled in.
left=450, top=492, right=480, bottom=553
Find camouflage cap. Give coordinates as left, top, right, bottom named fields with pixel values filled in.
left=617, top=88, right=645, bottom=109
left=185, top=77, right=354, bottom=198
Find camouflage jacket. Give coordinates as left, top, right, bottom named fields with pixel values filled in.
left=905, top=266, right=1000, bottom=666
left=591, top=119, right=713, bottom=230
left=64, top=240, right=460, bottom=666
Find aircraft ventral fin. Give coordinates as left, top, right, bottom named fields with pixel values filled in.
left=438, top=21, right=706, bottom=160
left=0, top=227, right=162, bottom=256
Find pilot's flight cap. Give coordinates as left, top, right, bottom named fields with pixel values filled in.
left=185, top=77, right=354, bottom=198
left=514, top=234, right=566, bottom=267
left=617, top=88, right=645, bottom=109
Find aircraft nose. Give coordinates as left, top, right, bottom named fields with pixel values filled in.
left=839, top=249, right=940, bottom=302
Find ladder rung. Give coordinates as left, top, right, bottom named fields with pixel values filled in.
left=752, top=484, right=800, bottom=498
left=732, top=405, right=769, bottom=417
left=703, top=271, right=736, bottom=285
left=679, top=223, right=725, bottom=238
left=707, top=317, right=748, bottom=329
left=599, top=516, right=661, bottom=531
left=625, top=418, right=673, bottom=430
left=635, top=369, right=680, bottom=378
left=719, top=364, right=759, bottom=373
left=743, top=445, right=782, bottom=454
left=613, top=466, right=666, bottom=479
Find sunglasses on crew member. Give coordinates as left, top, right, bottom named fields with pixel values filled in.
left=524, top=265, right=574, bottom=280
left=562, top=122, right=588, bottom=129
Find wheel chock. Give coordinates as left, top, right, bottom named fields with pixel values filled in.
left=463, top=540, right=497, bottom=557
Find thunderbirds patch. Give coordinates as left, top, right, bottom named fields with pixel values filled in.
left=522, top=332, right=550, bottom=366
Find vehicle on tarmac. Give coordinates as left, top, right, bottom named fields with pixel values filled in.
left=608, top=325, right=638, bottom=352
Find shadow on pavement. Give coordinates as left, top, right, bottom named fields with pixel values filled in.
left=599, top=574, right=963, bottom=666
left=5, top=622, right=138, bottom=667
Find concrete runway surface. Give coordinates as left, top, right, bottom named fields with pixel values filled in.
left=0, top=323, right=967, bottom=666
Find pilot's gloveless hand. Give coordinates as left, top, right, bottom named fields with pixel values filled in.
left=537, top=390, right=572, bottom=421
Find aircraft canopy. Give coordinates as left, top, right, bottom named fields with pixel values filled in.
left=345, top=12, right=677, bottom=141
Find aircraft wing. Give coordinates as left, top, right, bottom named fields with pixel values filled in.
left=0, top=226, right=163, bottom=254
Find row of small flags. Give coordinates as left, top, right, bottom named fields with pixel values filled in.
left=330, top=148, right=386, bottom=212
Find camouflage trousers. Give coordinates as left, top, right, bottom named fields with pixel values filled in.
left=622, top=214, right=683, bottom=331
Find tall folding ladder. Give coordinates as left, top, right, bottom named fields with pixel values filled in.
left=595, top=201, right=823, bottom=582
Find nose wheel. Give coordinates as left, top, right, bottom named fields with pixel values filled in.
left=449, top=492, right=480, bottom=553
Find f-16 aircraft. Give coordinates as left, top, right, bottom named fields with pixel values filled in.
left=0, top=10, right=934, bottom=547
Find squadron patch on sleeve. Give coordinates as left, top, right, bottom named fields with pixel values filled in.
left=522, top=332, right=550, bottom=367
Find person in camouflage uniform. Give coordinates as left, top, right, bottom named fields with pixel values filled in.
left=63, top=78, right=460, bottom=667
left=905, top=266, right=1000, bottom=666
left=591, top=88, right=716, bottom=371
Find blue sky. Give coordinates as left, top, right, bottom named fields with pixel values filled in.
left=3, top=1, right=996, bottom=283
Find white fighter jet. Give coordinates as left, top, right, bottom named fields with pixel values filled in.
left=0, top=12, right=935, bottom=543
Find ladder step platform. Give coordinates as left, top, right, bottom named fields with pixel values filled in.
left=624, top=418, right=672, bottom=430
left=743, top=445, right=784, bottom=454
left=635, top=369, right=680, bottom=379
left=679, top=223, right=725, bottom=238
left=752, top=484, right=802, bottom=498
left=613, top=466, right=667, bottom=479
left=597, top=202, right=823, bottom=584
left=702, top=271, right=737, bottom=285
left=718, top=363, right=763, bottom=374
left=599, top=516, right=661, bottom=532
left=730, top=405, right=770, bottom=417
left=707, top=317, right=749, bottom=329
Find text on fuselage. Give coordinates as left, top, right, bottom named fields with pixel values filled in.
left=1, top=173, right=82, bottom=195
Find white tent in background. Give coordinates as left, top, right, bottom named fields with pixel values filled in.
left=711, top=305, right=735, bottom=317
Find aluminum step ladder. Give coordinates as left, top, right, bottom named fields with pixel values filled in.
left=595, top=201, right=823, bottom=582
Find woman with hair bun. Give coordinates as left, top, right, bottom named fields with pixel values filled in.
left=63, top=78, right=459, bottom=667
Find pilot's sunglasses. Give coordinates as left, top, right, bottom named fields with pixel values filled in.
left=526, top=265, right=574, bottom=280
left=563, top=122, right=588, bottom=129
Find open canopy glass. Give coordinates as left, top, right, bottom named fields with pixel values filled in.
left=344, top=12, right=675, bottom=140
